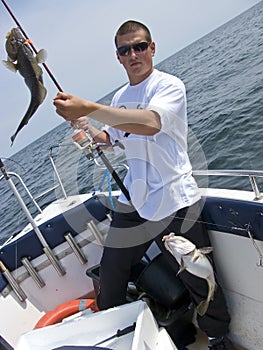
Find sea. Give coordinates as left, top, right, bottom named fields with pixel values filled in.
left=0, top=1, right=262, bottom=245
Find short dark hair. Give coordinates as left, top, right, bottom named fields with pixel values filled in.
left=114, top=20, right=152, bottom=47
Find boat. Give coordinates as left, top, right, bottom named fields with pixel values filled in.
left=0, top=141, right=263, bottom=350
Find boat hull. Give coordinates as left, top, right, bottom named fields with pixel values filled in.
left=0, top=193, right=111, bottom=346
left=1, top=188, right=263, bottom=349
left=209, top=230, right=263, bottom=350
left=202, top=189, right=263, bottom=350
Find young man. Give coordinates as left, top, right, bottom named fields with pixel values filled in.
left=54, top=20, right=236, bottom=350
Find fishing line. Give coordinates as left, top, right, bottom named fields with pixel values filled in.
left=159, top=211, right=263, bottom=269
left=0, top=157, right=26, bottom=172
left=158, top=211, right=255, bottom=240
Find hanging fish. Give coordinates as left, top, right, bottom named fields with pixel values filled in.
left=2, top=28, right=47, bottom=144
left=162, top=233, right=216, bottom=316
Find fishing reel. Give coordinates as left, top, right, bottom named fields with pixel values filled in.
left=72, top=129, right=96, bottom=160
left=72, top=129, right=125, bottom=164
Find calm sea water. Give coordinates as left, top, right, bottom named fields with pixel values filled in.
left=0, top=2, right=262, bottom=244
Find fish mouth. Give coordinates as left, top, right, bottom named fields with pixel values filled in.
left=5, top=28, right=25, bottom=59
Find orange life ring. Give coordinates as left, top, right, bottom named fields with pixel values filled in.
left=34, top=298, right=98, bottom=329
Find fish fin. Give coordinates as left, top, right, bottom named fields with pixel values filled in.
left=207, top=276, right=216, bottom=301
left=199, top=247, right=213, bottom=255
left=38, top=81, right=47, bottom=103
left=2, top=60, right=17, bottom=72
left=196, top=300, right=209, bottom=316
left=192, top=249, right=200, bottom=262
left=7, top=56, right=16, bottom=63
left=177, top=258, right=186, bottom=275
left=31, top=61, right=44, bottom=79
left=177, top=267, right=184, bottom=275
left=36, top=49, right=47, bottom=64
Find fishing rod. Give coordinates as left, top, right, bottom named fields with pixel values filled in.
left=1, top=0, right=131, bottom=203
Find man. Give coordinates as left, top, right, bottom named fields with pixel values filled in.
left=54, top=20, right=236, bottom=350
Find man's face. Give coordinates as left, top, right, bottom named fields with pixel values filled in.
left=116, top=29, right=155, bottom=85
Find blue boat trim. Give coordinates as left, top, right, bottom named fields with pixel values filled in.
left=202, top=196, right=263, bottom=241
left=0, top=274, right=7, bottom=295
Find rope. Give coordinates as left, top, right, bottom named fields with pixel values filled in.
left=93, top=169, right=115, bottom=210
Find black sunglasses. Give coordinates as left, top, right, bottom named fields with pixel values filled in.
left=117, top=41, right=151, bottom=56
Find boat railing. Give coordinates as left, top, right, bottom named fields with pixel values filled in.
left=48, top=145, right=68, bottom=199
left=0, top=144, right=126, bottom=224
left=193, top=169, right=263, bottom=200
left=0, top=171, right=43, bottom=214
left=48, top=148, right=263, bottom=201
left=0, top=148, right=69, bottom=219
left=2, top=148, right=263, bottom=225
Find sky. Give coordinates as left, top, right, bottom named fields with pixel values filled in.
left=0, top=0, right=261, bottom=157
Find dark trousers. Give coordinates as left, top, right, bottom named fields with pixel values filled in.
left=97, top=200, right=231, bottom=337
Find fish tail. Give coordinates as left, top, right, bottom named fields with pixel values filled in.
left=196, top=300, right=209, bottom=316
left=207, top=277, right=216, bottom=301
left=10, top=96, right=40, bottom=145
left=10, top=81, right=47, bottom=144
left=196, top=278, right=216, bottom=316
left=10, top=133, right=16, bottom=146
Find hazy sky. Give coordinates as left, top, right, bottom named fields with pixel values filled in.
left=0, top=0, right=261, bottom=157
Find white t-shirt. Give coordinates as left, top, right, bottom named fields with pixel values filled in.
left=105, top=69, right=201, bottom=221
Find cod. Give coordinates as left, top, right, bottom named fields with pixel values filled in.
left=163, top=233, right=216, bottom=316
left=2, top=27, right=47, bottom=144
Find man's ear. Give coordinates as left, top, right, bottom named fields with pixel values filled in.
left=150, top=42, right=156, bottom=57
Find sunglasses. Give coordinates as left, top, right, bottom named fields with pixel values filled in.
left=117, top=41, right=151, bottom=56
